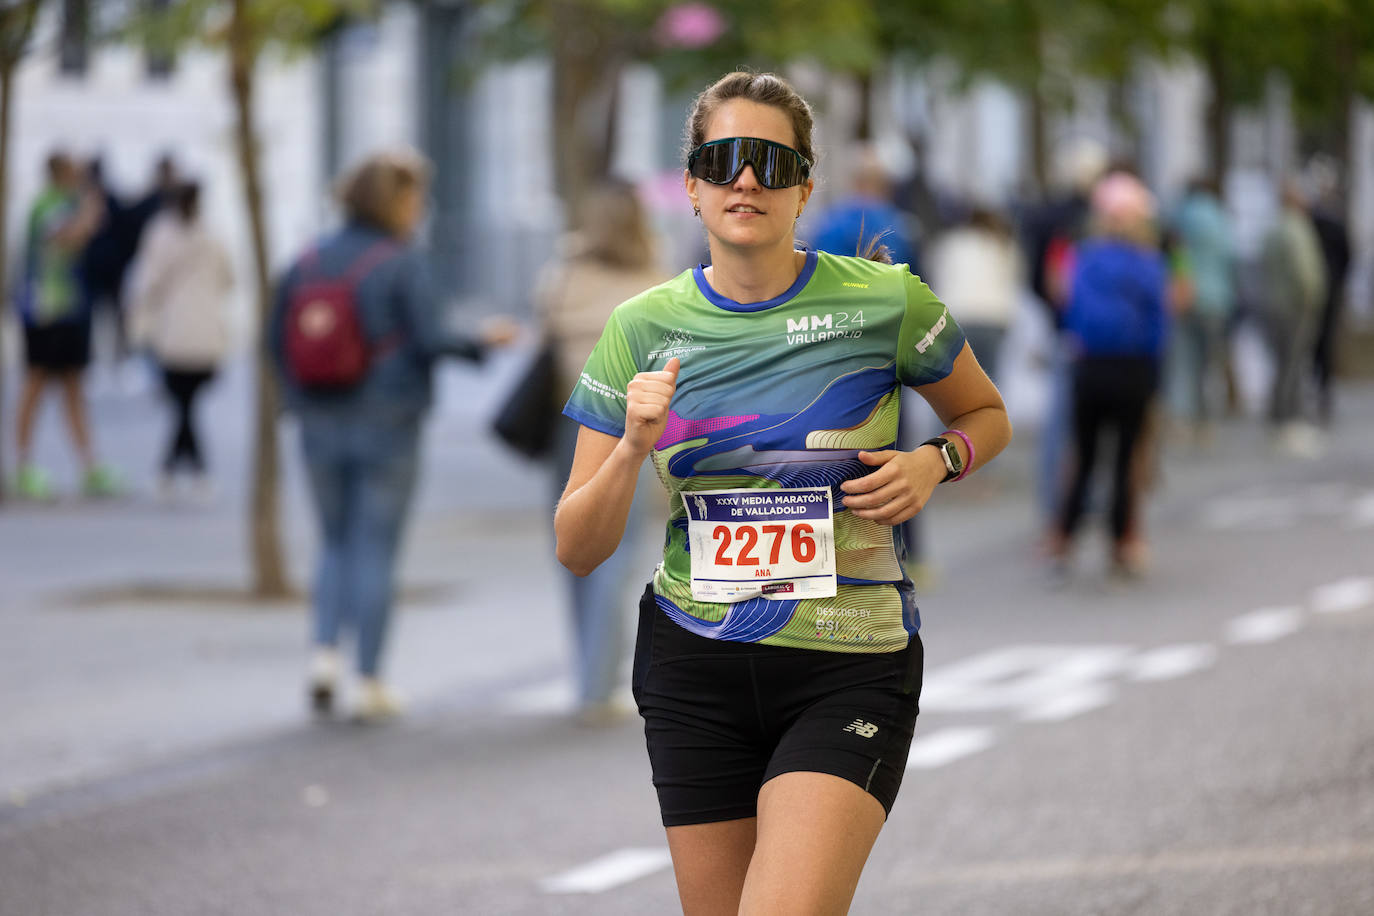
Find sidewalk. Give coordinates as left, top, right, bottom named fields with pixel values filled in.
left=0, top=345, right=576, bottom=803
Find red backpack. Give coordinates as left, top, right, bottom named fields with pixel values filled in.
left=283, top=241, right=399, bottom=390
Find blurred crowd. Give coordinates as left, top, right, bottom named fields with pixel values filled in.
left=799, top=136, right=1353, bottom=583
left=10, top=148, right=232, bottom=504
left=3, top=135, right=1359, bottom=722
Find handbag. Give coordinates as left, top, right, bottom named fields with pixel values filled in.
left=491, top=338, right=560, bottom=459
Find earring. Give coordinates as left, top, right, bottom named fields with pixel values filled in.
left=692, top=204, right=701, bottom=217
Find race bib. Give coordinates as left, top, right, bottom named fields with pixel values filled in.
left=682, top=487, right=837, bottom=603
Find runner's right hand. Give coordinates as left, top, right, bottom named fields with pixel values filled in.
left=624, top=356, right=680, bottom=456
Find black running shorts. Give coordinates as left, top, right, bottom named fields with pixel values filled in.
left=23, top=319, right=91, bottom=371
left=632, top=586, right=923, bottom=828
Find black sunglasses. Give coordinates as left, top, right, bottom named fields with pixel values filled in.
left=687, top=137, right=812, bottom=190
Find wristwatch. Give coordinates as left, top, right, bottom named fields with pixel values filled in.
left=920, top=436, right=964, bottom=483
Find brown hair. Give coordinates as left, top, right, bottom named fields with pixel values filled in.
left=577, top=179, right=655, bottom=270
left=683, top=71, right=816, bottom=170
left=337, top=148, right=431, bottom=235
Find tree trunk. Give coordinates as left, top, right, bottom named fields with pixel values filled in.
left=0, top=61, right=12, bottom=503
left=550, top=0, right=623, bottom=229
left=229, top=0, right=289, bottom=598
left=1203, top=33, right=1230, bottom=191
left=0, top=0, right=40, bottom=505
left=1026, top=19, right=1049, bottom=197
left=855, top=69, right=873, bottom=141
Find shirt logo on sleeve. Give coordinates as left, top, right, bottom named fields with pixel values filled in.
left=914, top=309, right=949, bottom=354
left=578, top=372, right=626, bottom=401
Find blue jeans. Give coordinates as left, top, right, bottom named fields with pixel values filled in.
left=299, top=413, right=421, bottom=678
left=551, top=416, right=650, bottom=707
left=1038, top=333, right=1074, bottom=526
left=1167, top=312, right=1228, bottom=423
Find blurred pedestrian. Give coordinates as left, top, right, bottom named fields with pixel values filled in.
left=268, top=148, right=514, bottom=723
left=1050, top=171, right=1169, bottom=578
left=1306, top=165, right=1351, bottom=426
left=1021, top=139, right=1108, bottom=530
left=927, top=206, right=1023, bottom=384
left=11, top=151, right=120, bottom=500
left=1166, top=177, right=1236, bottom=442
left=126, top=154, right=181, bottom=235
left=80, top=157, right=136, bottom=370
left=555, top=71, right=1010, bottom=913
left=1259, top=179, right=1327, bottom=455
left=126, top=180, right=234, bottom=501
left=809, top=143, right=919, bottom=270
left=537, top=180, right=669, bottom=726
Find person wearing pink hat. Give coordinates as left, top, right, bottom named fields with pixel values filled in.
left=1050, top=171, right=1169, bottom=578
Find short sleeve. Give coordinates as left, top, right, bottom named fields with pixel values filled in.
left=896, top=267, right=966, bottom=387
left=562, top=307, right=639, bottom=437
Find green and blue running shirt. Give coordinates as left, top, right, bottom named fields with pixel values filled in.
left=564, top=249, right=966, bottom=652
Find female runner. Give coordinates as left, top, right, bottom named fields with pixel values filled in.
left=555, top=71, right=1012, bottom=914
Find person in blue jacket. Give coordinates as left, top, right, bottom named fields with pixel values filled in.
left=268, top=148, right=513, bottom=722
left=1051, top=171, right=1169, bottom=578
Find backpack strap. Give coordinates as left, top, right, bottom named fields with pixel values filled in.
left=341, top=241, right=401, bottom=285
left=295, top=240, right=398, bottom=284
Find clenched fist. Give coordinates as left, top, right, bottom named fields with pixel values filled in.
left=624, top=356, right=680, bottom=456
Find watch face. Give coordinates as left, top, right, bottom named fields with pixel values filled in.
left=943, top=440, right=964, bottom=473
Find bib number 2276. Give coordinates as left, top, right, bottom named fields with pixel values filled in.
left=709, top=523, right=816, bottom=567
left=683, top=487, right=836, bottom=603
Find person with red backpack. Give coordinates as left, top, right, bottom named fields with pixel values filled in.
left=268, top=149, right=513, bottom=722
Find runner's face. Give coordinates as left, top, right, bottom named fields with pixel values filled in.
left=685, top=99, right=813, bottom=254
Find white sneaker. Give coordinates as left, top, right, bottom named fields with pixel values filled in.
left=354, top=679, right=404, bottom=724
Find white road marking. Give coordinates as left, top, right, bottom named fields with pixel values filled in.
left=922, top=646, right=1133, bottom=717
left=1225, top=607, right=1303, bottom=645
left=1020, top=684, right=1117, bottom=722
left=1311, top=577, right=1374, bottom=615
left=540, top=847, right=673, bottom=894
left=1128, top=644, right=1217, bottom=682
left=906, top=727, right=997, bottom=770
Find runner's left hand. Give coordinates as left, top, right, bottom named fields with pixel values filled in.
left=839, top=448, right=945, bottom=525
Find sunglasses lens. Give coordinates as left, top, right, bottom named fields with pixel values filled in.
left=755, top=141, right=802, bottom=189
left=690, top=139, right=807, bottom=189
left=691, top=142, right=743, bottom=185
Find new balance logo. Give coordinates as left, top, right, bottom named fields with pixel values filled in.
left=843, top=719, right=879, bottom=738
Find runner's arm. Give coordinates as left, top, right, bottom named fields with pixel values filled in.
left=556, top=356, right=679, bottom=575
left=554, top=427, right=648, bottom=576
left=914, top=342, right=1012, bottom=474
